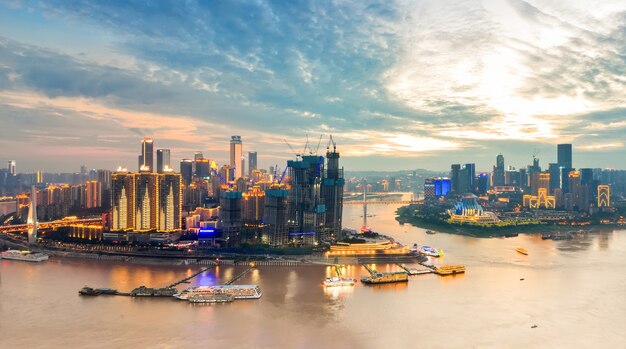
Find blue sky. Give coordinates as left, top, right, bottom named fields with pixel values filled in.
left=1, top=0, right=626, bottom=173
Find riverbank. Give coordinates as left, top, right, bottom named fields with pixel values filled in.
left=395, top=207, right=619, bottom=238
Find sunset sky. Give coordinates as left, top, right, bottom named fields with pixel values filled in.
left=1, top=0, right=626, bottom=173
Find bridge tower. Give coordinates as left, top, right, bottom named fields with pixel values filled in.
left=27, top=186, right=38, bottom=244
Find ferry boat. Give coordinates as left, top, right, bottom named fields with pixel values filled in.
left=515, top=248, right=528, bottom=255
left=435, top=265, right=465, bottom=276
left=323, top=277, right=355, bottom=287
left=417, top=245, right=442, bottom=258
left=0, top=250, right=49, bottom=262
left=174, top=285, right=262, bottom=300
left=361, top=271, right=408, bottom=284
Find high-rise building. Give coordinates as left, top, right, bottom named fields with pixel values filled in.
left=180, top=159, right=193, bottom=186
left=8, top=160, right=16, bottom=176
left=27, top=186, right=37, bottom=244
left=194, top=151, right=203, bottom=161
left=112, top=169, right=182, bottom=232
left=242, top=186, right=265, bottom=225
left=263, top=186, right=289, bottom=246
left=230, top=136, right=243, bottom=179
left=248, top=151, right=258, bottom=176
left=156, top=149, right=171, bottom=174
left=598, top=185, right=610, bottom=207
left=493, top=154, right=505, bottom=186
left=548, top=163, right=560, bottom=193
left=322, top=141, right=344, bottom=240
left=139, top=138, right=154, bottom=172
left=219, top=191, right=242, bottom=242
left=450, top=164, right=461, bottom=193
left=557, top=144, right=572, bottom=169
left=158, top=170, right=183, bottom=231
left=194, top=158, right=210, bottom=179
left=287, top=155, right=326, bottom=244
left=85, top=180, right=102, bottom=208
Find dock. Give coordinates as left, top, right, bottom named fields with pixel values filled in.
left=166, top=264, right=217, bottom=288
left=395, top=263, right=433, bottom=275
left=224, top=264, right=255, bottom=285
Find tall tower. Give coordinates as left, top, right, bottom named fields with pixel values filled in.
left=180, top=159, right=193, bottom=186
left=8, top=160, right=16, bottom=176
left=557, top=144, right=572, bottom=169
left=248, top=151, right=258, bottom=176
left=27, top=186, right=37, bottom=244
left=139, top=138, right=154, bottom=172
left=493, top=154, right=505, bottom=186
left=322, top=137, right=344, bottom=240
left=230, top=136, right=243, bottom=179
left=156, top=149, right=171, bottom=174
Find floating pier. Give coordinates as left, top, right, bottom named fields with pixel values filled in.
left=395, top=263, right=433, bottom=275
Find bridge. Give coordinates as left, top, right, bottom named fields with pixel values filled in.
left=343, top=200, right=423, bottom=205
left=0, top=217, right=103, bottom=233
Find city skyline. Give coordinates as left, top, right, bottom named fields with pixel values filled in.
left=2, top=1, right=626, bottom=172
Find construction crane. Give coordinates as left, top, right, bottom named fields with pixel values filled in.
left=327, top=134, right=336, bottom=153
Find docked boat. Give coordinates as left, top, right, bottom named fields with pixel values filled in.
left=131, top=286, right=178, bottom=297
left=78, top=287, right=118, bottom=296
left=323, top=277, right=355, bottom=287
left=515, top=248, right=528, bottom=255
left=541, top=234, right=552, bottom=240
left=0, top=250, right=48, bottom=262
left=361, top=271, right=408, bottom=284
left=174, top=285, right=262, bottom=300
left=435, top=265, right=465, bottom=275
left=425, top=230, right=436, bottom=235
left=187, top=293, right=234, bottom=304
left=418, top=246, right=442, bottom=258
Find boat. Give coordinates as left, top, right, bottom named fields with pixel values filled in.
left=425, top=230, right=436, bottom=235
left=79, top=287, right=101, bottom=296
left=323, top=277, right=355, bottom=287
left=130, top=286, right=178, bottom=297
left=541, top=234, right=552, bottom=240
left=78, top=286, right=118, bottom=296
left=361, top=271, right=408, bottom=284
left=418, top=246, right=441, bottom=257
left=515, top=248, right=528, bottom=255
left=174, top=285, right=262, bottom=300
left=434, top=265, right=465, bottom=275
left=504, top=233, right=519, bottom=238
left=0, top=250, right=49, bottom=262
left=187, top=293, right=234, bottom=304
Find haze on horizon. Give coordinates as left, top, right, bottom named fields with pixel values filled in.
left=1, top=0, right=626, bottom=173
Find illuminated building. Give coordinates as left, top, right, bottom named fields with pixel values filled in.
left=598, top=185, right=610, bottom=207
left=557, top=143, right=572, bottom=169
left=85, top=180, right=102, bottom=208
left=424, top=178, right=435, bottom=200
left=111, top=169, right=182, bottom=232
left=179, top=159, right=193, bottom=186
left=248, top=151, right=257, bottom=176
left=263, top=186, right=289, bottom=245
left=424, top=177, right=451, bottom=199
left=7, top=160, right=16, bottom=176
left=69, top=224, right=103, bottom=241
left=137, top=138, right=154, bottom=172
left=194, top=158, right=210, bottom=179
left=156, top=149, right=171, bottom=174
left=448, top=197, right=499, bottom=223
left=524, top=172, right=556, bottom=209
left=230, top=135, right=243, bottom=179
left=37, top=170, right=43, bottom=184
left=476, top=173, right=489, bottom=195
left=194, top=151, right=203, bottom=161
left=158, top=170, right=183, bottom=231
left=242, top=186, right=265, bottom=226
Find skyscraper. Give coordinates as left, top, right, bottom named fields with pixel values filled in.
left=557, top=144, right=572, bottom=169
left=248, top=151, right=258, bottom=176
left=85, top=180, right=102, bottom=208
left=493, top=154, right=505, bottom=186
left=322, top=140, right=344, bottom=240
left=156, top=149, right=171, bottom=174
left=27, top=186, right=37, bottom=244
left=180, top=159, right=193, bottom=186
left=263, top=186, right=289, bottom=246
left=139, top=138, right=154, bottom=172
left=230, top=136, right=243, bottom=179
left=287, top=155, right=326, bottom=244
left=450, top=164, right=461, bottom=193
left=7, top=160, right=16, bottom=176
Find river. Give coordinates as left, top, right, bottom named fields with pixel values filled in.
left=1, top=197, right=625, bottom=348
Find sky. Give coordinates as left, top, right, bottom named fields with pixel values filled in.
left=1, top=0, right=626, bottom=173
